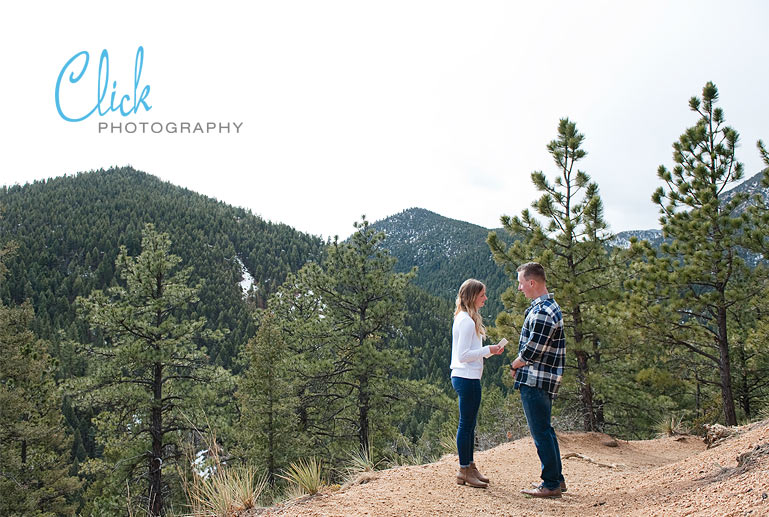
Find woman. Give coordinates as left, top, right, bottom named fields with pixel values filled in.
left=450, top=279, right=504, bottom=488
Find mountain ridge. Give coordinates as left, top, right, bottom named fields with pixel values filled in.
left=370, top=169, right=769, bottom=308
left=370, top=207, right=511, bottom=320
left=0, top=166, right=326, bottom=369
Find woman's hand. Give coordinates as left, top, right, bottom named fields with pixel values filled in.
left=489, top=344, right=505, bottom=355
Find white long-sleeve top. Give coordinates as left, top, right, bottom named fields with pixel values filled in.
left=450, top=311, right=492, bottom=379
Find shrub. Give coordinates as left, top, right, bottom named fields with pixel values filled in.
left=278, top=457, right=324, bottom=496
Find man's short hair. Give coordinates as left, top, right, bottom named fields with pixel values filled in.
left=516, top=262, right=546, bottom=283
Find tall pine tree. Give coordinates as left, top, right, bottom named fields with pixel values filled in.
left=738, top=139, right=769, bottom=418
left=627, top=82, right=753, bottom=426
left=0, top=234, right=81, bottom=516
left=488, top=118, right=616, bottom=431
left=236, top=310, right=303, bottom=482
left=0, top=303, right=83, bottom=516
left=271, top=217, right=421, bottom=459
left=75, top=223, right=230, bottom=516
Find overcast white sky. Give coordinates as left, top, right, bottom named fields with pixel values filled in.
left=2, top=1, right=768, bottom=239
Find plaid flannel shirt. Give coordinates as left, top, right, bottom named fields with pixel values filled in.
left=514, top=293, right=565, bottom=398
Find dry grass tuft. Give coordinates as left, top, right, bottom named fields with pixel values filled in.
left=277, top=457, right=325, bottom=496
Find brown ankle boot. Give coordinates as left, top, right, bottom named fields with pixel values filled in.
left=469, top=462, right=489, bottom=483
left=456, top=466, right=488, bottom=488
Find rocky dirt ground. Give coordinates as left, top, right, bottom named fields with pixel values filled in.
left=254, top=419, right=769, bottom=516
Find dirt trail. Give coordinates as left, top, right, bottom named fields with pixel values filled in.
left=259, top=420, right=769, bottom=516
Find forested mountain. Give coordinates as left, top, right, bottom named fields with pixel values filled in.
left=374, top=169, right=769, bottom=311
left=0, top=169, right=472, bottom=468
left=0, top=170, right=474, bottom=513
left=3, top=162, right=768, bottom=515
left=6, top=166, right=764, bottom=380
left=370, top=208, right=511, bottom=320
left=0, top=168, right=486, bottom=397
left=0, top=167, right=325, bottom=369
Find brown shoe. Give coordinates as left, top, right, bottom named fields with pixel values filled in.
left=521, top=485, right=562, bottom=498
left=532, top=481, right=567, bottom=492
left=469, top=462, right=489, bottom=484
left=456, top=467, right=488, bottom=488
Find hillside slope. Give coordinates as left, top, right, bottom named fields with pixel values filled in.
left=261, top=419, right=769, bottom=516
left=371, top=207, right=511, bottom=320
left=0, top=167, right=325, bottom=368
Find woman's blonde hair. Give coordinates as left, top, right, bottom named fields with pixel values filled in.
left=454, top=278, right=486, bottom=338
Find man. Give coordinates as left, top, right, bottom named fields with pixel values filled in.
left=511, top=262, right=566, bottom=498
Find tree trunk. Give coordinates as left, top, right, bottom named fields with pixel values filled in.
left=595, top=400, right=605, bottom=429
left=149, top=362, right=163, bottom=517
left=737, top=344, right=750, bottom=418
left=574, top=349, right=597, bottom=431
left=297, top=381, right=309, bottom=435
left=717, top=307, right=737, bottom=426
left=592, top=337, right=604, bottom=429
left=696, top=379, right=701, bottom=418
left=358, top=307, right=370, bottom=452
left=268, top=384, right=275, bottom=483
left=358, top=374, right=370, bottom=452
left=572, top=305, right=598, bottom=432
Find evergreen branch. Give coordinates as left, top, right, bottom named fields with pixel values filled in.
left=664, top=334, right=720, bottom=364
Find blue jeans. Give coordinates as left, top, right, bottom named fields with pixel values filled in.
left=451, top=376, right=481, bottom=467
left=520, top=384, right=564, bottom=490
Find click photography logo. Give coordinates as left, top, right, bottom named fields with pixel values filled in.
left=54, top=46, right=243, bottom=135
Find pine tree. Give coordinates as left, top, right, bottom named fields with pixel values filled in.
left=488, top=118, right=616, bottom=431
left=74, top=223, right=229, bottom=516
left=627, top=82, right=752, bottom=426
left=0, top=234, right=81, bottom=516
left=0, top=303, right=83, bottom=516
left=236, top=310, right=302, bottom=482
left=746, top=139, right=769, bottom=255
left=738, top=139, right=769, bottom=418
left=728, top=303, right=769, bottom=418
left=271, top=217, right=421, bottom=459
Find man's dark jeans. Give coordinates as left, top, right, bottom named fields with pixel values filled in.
left=520, top=384, right=564, bottom=490
left=452, top=376, right=481, bottom=467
